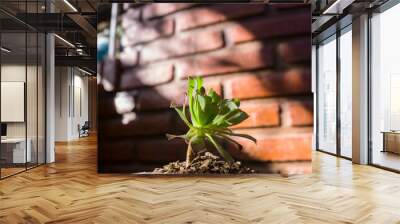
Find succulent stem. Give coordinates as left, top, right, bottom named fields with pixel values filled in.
left=185, top=140, right=194, bottom=168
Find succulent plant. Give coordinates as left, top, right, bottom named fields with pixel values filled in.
left=167, top=77, right=256, bottom=168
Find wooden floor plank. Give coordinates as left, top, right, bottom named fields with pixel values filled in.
left=0, top=135, right=400, bottom=223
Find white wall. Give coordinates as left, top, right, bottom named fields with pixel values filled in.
left=55, top=67, right=69, bottom=141
left=55, top=67, right=89, bottom=141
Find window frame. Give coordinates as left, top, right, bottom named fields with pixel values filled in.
left=315, top=20, right=353, bottom=161
left=367, top=0, right=400, bottom=173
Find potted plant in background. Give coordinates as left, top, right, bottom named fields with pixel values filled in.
left=153, top=77, right=257, bottom=174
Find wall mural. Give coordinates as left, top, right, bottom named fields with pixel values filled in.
left=97, top=3, right=312, bottom=175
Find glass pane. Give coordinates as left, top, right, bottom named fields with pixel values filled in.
left=317, top=35, right=337, bottom=154
left=38, top=32, right=45, bottom=165
left=26, top=0, right=39, bottom=169
left=27, top=31, right=38, bottom=169
left=371, top=4, right=400, bottom=171
left=1, top=31, right=27, bottom=177
left=339, top=27, right=352, bottom=158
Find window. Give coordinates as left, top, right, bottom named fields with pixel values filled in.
left=0, top=1, right=46, bottom=179
left=370, top=2, right=400, bottom=171
left=317, top=35, right=337, bottom=154
left=339, top=26, right=352, bottom=158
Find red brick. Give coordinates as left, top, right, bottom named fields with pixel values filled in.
left=176, top=42, right=273, bottom=78
left=143, top=3, right=194, bottom=19
left=121, top=8, right=141, bottom=29
left=136, top=83, right=185, bottom=111
left=101, top=58, right=121, bottom=92
left=226, top=11, right=311, bottom=44
left=229, top=131, right=312, bottom=161
left=278, top=37, right=311, bottom=64
left=122, top=3, right=133, bottom=11
left=283, top=100, right=313, bottom=126
left=135, top=138, right=186, bottom=162
left=123, top=18, right=174, bottom=45
left=204, top=81, right=223, bottom=95
left=232, top=103, right=280, bottom=129
left=269, top=3, right=310, bottom=10
left=99, top=111, right=186, bottom=138
left=140, top=30, right=224, bottom=63
left=122, top=3, right=143, bottom=11
left=224, top=69, right=311, bottom=99
left=99, top=140, right=135, bottom=163
left=136, top=81, right=222, bottom=111
left=119, top=63, right=174, bottom=90
left=98, top=62, right=104, bottom=84
left=119, top=48, right=139, bottom=67
left=176, top=4, right=264, bottom=31
left=98, top=96, right=118, bottom=118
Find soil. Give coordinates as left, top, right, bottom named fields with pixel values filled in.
left=152, top=152, right=256, bottom=174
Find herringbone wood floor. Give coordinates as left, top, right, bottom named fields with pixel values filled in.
left=1, top=135, right=400, bottom=224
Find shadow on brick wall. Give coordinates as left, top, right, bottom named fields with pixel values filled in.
left=98, top=3, right=313, bottom=173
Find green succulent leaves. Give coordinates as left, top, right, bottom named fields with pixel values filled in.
left=169, top=77, right=256, bottom=164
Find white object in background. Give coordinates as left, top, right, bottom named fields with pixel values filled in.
left=1, top=82, right=25, bottom=122
left=1, top=138, right=32, bottom=163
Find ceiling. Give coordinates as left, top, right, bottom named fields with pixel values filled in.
left=0, top=0, right=97, bottom=73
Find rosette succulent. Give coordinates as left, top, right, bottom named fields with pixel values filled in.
left=167, top=77, right=256, bottom=168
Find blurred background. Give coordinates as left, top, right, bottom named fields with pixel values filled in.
left=97, top=3, right=312, bottom=174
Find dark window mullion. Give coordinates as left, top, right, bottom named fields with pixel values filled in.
left=24, top=0, right=28, bottom=171
left=0, top=25, right=2, bottom=179
left=36, top=0, right=39, bottom=168
left=316, top=44, right=320, bottom=151
left=336, top=28, right=341, bottom=157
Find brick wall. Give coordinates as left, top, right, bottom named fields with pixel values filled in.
left=98, top=3, right=312, bottom=172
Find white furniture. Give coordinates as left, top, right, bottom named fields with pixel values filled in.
left=1, top=138, right=31, bottom=163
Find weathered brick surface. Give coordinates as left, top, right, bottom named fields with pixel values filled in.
left=123, top=18, right=174, bottom=45
left=101, top=58, right=121, bottom=91
left=234, top=133, right=312, bottom=161
left=227, top=129, right=312, bottom=161
left=120, top=62, right=174, bottom=90
left=233, top=102, right=280, bottom=129
left=282, top=100, right=313, bottom=126
left=140, top=30, right=224, bottom=63
left=142, top=3, right=194, bottom=19
left=119, top=48, right=139, bottom=67
left=98, top=96, right=117, bottom=118
left=226, top=11, right=311, bottom=44
left=98, top=3, right=312, bottom=171
left=135, top=138, right=186, bottom=162
left=99, top=140, right=136, bottom=163
left=278, top=37, right=311, bottom=64
left=176, top=4, right=264, bottom=31
left=224, top=69, right=311, bottom=99
left=99, top=111, right=186, bottom=139
left=136, top=81, right=222, bottom=111
left=175, top=42, right=274, bottom=78
left=121, top=8, right=141, bottom=29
